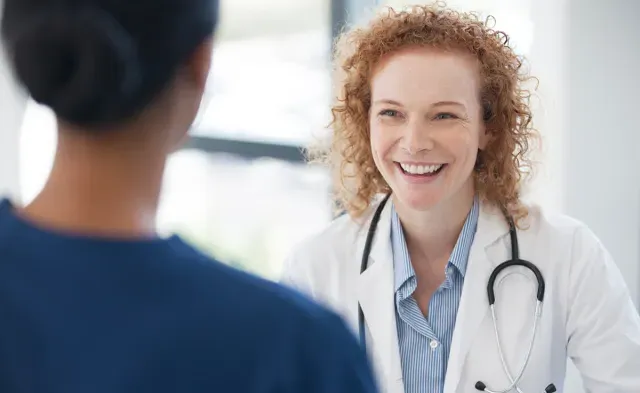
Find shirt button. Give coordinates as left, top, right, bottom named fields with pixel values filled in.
left=430, top=340, right=439, bottom=349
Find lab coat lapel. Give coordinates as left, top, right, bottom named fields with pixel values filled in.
left=443, top=203, right=510, bottom=393
left=357, top=200, right=404, bottom=393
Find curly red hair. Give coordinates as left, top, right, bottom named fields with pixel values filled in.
left=309, top=2, right=538, bottom=225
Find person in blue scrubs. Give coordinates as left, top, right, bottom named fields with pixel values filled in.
left=0, top=1, right=378, bottom=392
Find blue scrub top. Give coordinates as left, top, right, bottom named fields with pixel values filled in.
left=0, top=198, right=377, bottom=393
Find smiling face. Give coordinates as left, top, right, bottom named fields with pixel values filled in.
left=369, top=47, right=488, bottom=212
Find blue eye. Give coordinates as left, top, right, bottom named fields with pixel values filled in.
left=379, top=109, right=399, bottom=117
left=435, top=112, right=458, bottom=120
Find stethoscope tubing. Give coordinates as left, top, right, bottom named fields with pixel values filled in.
left=357, top=193, right=555, bottom=393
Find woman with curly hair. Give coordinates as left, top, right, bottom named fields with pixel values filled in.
left=282, top=3, right=640, bottom=393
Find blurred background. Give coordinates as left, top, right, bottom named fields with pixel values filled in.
left=0, top=0, right=638, bottom=391
left=1, top=0, right=545, bottom=280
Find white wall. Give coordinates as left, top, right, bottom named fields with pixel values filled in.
left=529, top=0, right=640, bottom=392
left=524, top=0, right=566, bottom=214
left=564, top=0, right=640, bottom=305
left=0, top=32, right=27, bottom=200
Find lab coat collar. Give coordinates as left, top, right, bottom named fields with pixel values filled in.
left=357, top=197, right=510, bottom=393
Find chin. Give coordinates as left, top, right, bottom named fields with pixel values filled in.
left=393, top=189, right=444, bottom=212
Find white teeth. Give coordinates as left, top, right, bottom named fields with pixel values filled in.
left=399, top=163, right=443, bottom=175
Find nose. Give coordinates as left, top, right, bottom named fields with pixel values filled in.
left=399, top=119, right=434, bottom=155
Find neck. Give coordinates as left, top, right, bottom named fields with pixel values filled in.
left=21, top=129, right=168, bottom=238
left=393, top=183, right=475, bottom=265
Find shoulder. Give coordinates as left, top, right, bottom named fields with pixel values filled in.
left=490, top=203, right=634, bottom=320
left=280, top=207, right=374, bottom=297
left=285, top=208, right=371, bottom=265
left=290, top=210, right=370, bottom=257
left=520, top=203, right=602, bottom=249
left=516, top=203, right=613, bottom=277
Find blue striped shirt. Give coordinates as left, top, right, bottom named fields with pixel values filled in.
left=391, top=197, right=479, bottom=393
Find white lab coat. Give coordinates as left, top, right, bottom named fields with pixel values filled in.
left=281, top=199, right=640, bottom=393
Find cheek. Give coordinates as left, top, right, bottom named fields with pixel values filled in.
left=369, top=123, right=396, bottom=157
left=368, top=124, right=398, bottom=179
left=369, top=123, right=386, bottom=162
left=441, top=131, right=479, bottom=166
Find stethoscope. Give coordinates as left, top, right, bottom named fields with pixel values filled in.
left=357, top=193, right=557, bottom=393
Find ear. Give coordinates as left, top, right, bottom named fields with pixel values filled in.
left=185, top=37, right=214, bottom=91
left=164, top=38, right=213, bottom=153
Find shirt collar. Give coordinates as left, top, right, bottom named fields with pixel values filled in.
left=391, top=196, right=480, bottom=292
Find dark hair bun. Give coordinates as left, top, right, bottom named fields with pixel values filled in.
left=9, top=9, right=140, bottom=126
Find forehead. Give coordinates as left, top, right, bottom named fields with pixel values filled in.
left=370, top=47, right=481, bottom=104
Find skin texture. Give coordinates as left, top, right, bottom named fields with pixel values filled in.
left=368, top=46, right=488, bottom=314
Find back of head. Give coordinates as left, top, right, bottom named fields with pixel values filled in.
left=1, top=0, right=219, bottom=128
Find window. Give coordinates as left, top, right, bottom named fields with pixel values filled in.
left=191, top=0, right=333, bottom=146
left=158, top=151, right=331, bottom=280
left=159, top=0, right=339, bottom=278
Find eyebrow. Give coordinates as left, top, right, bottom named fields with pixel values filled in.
left=433, top=101, right=466, bottom=109
left=372, top=99, right=467, bottom=109
left=373, top=99, right=403, bottom=106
